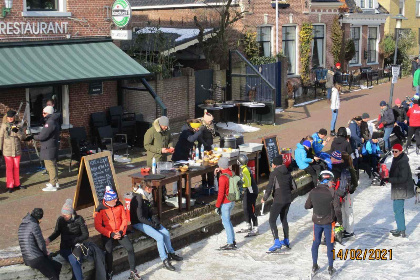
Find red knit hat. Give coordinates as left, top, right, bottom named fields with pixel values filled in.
left=335, top=62, right=341, bottom=67
left=392, top=144, right=403, bottom=151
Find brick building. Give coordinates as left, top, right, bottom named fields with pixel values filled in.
left=342, top=0, right=389, bottom=72
left=0, top=0, right=149, bottom=147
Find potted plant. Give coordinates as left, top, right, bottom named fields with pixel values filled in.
left=286, top=80, right=295, bottom=108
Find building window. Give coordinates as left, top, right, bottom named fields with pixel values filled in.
left=312, top=25, right=325, bottom=68
left=415, top=0, right=420, bottom=16
left=27, top=86, right=62, bottom=127
left=367, top=27, right=378, bottom=63
left=27, top=0, right=58, bottom=11
left=257, top=26, right=272, bottom=57
left=350, top=27, right=361, bottom=64
left=23, top=0, right=70, bottom=17
left=368, top=0, right=373, bottom=8
left=361, top=0, right=365, bottom=8
left=399, top=0, right=405, bottom=15
left=282, top=26, right=297, bottom=74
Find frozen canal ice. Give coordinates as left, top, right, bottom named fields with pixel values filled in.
left=115, top=149, right=420, bottom=280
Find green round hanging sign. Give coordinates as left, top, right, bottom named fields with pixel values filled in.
left=112, top=0, right=131, bottom=28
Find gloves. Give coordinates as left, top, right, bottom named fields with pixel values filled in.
left=333, top=109, right=337, bottom=113
left=151, top=222, right=161, bottom=230
left=11, top=127, right=19, bottom=133
left=215, top=207, right=221, bottom=215
left=110, top=232, right=116, bottom=238
left=25, top=135, right=34, bottom=141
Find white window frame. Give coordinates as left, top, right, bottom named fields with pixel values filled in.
left=257, top=25, right=273, bottom=57
left=350, top=26, right=362, bottom=66
left=22, top=0, right=71, bottom=17
left=311, top=24, right=326, bottom=68
left=360, top=0, right=365, bottom=8
left=282, top=24, right=299, bottom=75
left=25, top=85, right=70, bottom=129
left=415, top=0, right=420, bottom=17
left=368, top=0, right=373, bottom=9
left=399, top=0, right=405, bottom=16
left=367, top=26, right=380, bottom=65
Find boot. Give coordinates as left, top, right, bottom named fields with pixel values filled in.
left=128, top=270, right=142, bottom=280
left=312, top=264, right=320, bottom=274
left=282, top=238, right=290, bottom=248
left=163, top=259, right=176, bottom=271
left=330, top=130, right=336, bottom=136
left=219, top=243, right=236, bottom=250
left=328, top=266, right=336, bottom=276
left=389, top=229, right=399, bottom=234
left=268, top=239, right=282, bottom=252
left=392, top=230, right=406, bottom=237
left=248, top=226, right=259, bottom=236
left=239, top=223, right=252, bottom=233
left=168, top=252, right=183, bottom=261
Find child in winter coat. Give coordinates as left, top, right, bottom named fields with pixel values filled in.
left=94, top=187, right=141, bottom=280
left=361, top=132, right=382, bottom=178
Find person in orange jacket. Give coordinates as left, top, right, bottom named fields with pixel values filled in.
left=94, top=186, right=141, bottom=280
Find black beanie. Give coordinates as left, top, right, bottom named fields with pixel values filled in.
left=6, top=110, right=16, bottom=118
left=273, top=155, right=283, bottom=166
left=31, top=208, right=44, bottom=221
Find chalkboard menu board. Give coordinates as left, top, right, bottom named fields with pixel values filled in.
left=262, top=135, right=280, bottom=172
left=73, top=151, right=120, bottom=210
left=88, top=156, right=116, bottom=202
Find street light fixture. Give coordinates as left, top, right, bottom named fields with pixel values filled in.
left=2, top=0, right=13, bottom=18
left=388, top=14, right=408, bottom=106
left=271, top=1, right=290, bottom=58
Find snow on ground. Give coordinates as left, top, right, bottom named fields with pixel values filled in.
left=116, top=149, right=420, bottom=280
left=216, top=122, right=260, bottom=133
left=294, top=99, right=323, bottom=107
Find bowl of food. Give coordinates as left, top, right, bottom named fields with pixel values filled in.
left=179, top=165, right=189, bottom=172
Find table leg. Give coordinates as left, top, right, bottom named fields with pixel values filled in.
left=158, top=185, right=163, bottom=219
left=132, top=178, right=136, bottom=190
left=185, top=175, right=191, bottom=211
left=177, top=177, right=182, bottom=213
left=237, top=104, right=241, bottom=124
left=244, top=107, right=247, bottom=123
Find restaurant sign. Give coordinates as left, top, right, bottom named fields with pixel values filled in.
left=0, top=21, right=69, bottom=35
left=112, top=0, right=131, bottom=28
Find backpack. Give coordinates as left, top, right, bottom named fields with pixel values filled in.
left=221, top=172, right=243, bottom=202
left=336, top=168, right=351, bottom=198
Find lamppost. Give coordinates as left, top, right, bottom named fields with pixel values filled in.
left=388, top=14, right=407, bottom=106
left=271, top=1, right=290, bottom=57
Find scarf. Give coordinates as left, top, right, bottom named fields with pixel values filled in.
left=200, top=118, right=217, bottom=137
left=135, top=187, right=154, bottom=202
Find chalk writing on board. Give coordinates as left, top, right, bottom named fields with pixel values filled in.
left=263, top=136, right=280, bottom=170
left=88, top=156, right=115, bottom=201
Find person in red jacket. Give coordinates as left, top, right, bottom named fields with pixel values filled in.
left=215, top=157, right=236, bottom=250
left=406, top=97, right=420, bottom=150
left=94, top=186, right=141, bottom=280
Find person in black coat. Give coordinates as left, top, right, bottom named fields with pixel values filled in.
left=198, top=111, right=219, bottom=189
left=388, top=144, right=415, bottom=237
left=30, top=106, right=61, bottom=191
left=18, top=208, right=62, bottom=280
left=262, top=156, right=294, bottom=252
left=360, top=113, right=371, bottom=142
left=130, top=182, right=183, bottom=271
left=171, top=119, right=204, bottom=162
left=330, top=127, right=353, bottom=155
left=46, top=199, right=89, bottom=280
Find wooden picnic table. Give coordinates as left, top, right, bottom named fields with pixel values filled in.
left=129, top=151, right=260, bottom=219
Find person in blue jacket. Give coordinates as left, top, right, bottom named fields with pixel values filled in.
left=312, top=128, right=330, bottom=156
left=361, top=132, right=382, bottom=178
left=295, top=140, right=321, bottom=187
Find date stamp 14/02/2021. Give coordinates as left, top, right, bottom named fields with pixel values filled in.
left=333, top=249, right=393, bottom=260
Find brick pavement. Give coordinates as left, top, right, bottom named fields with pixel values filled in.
left=0, top=77, right=415, bottom=254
